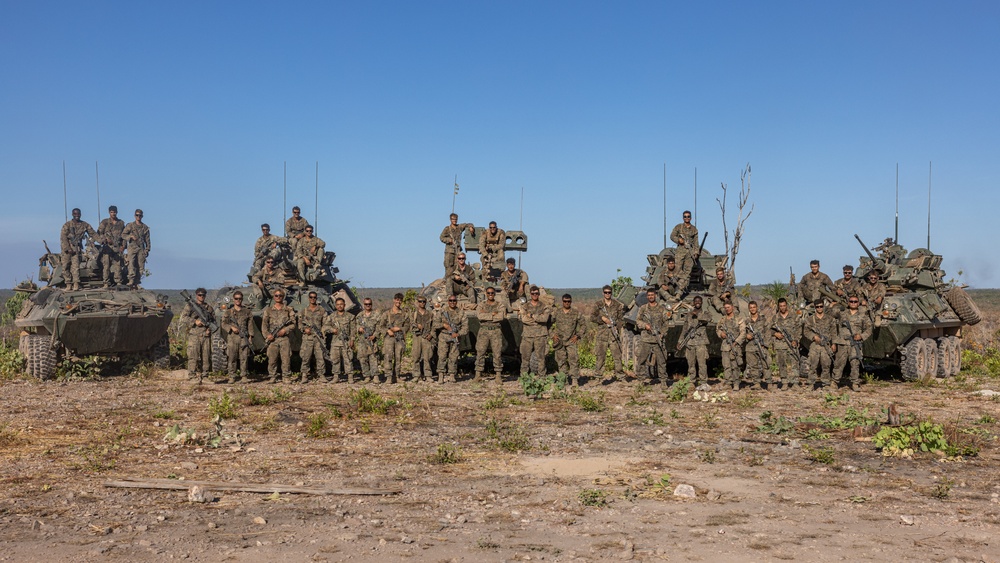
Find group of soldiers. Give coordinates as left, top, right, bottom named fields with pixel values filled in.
left=59, top=206, right=150, bottom=290
left=252, top=206, right=327, bottom=286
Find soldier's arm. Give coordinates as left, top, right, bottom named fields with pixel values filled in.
left=669, top=224, right=683, bottom=245
left=458, top=314, right=470, bottom=336
left=439, top=226, right=452, bottom=245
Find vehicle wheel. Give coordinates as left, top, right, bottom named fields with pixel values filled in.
left=945, top=287, right=982, bottom=326
left=922, top=338, right=938, bottom=382
left=211, top=331, right=227, bottom=374
left=147, top=334, right=171, bottom=369
left=900, top=338, right=926, bottom=382
left=20, top=333, right=57, bottom=380
left=949, top=336, right=962, bottom=374
left=936, top=337, right=952, bottom=377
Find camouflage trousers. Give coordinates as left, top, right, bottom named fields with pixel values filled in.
left=674, top=248, right=694, bottom=291
left=383, top=336, right=405, bottom=380
left=833, top=344, right=863, bottom=385
left=773, top=343, right=800, bottom=385
left=356, top=340, right=380, bottom=381
left=225, top=332, right=250, bottom=379
left=101, top=250, right=125, bottom=285
left=437, top=335, right=461, bottom=379
left=519, top=334, right=547, bottom=376
left=126, top=250, right=147, bottom=286
left=329, top=344, right=354, bottom=381
left=743, top=344, right=769, bottom=385
left=63, top=252, right=82, bottom=288
left=411, top=336, right=435, bottom=379
left=593, top=331, right=623, bottom=375
left=449, top=280, right=476, bottom=303
left=552, top=341, right=580, bottom=378
left=475, top=326, right=503, bottom=376
left=299, top=334, right=327, bottom=378
left=266, top=337, right=292, bottom=379
left=187, top=331, right=212, bottom=376
left=684, top=343, right=709, bottom=384
left=636, top=339, right=666, bottom=381
left=806, top=343, right=834, bottom=385
left=721, top=345, right=743, bottom=386
left=443, top=248, right=458, bottom=279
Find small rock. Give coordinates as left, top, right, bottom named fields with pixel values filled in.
left=971, top=389, right=1000, bottom=397
left=253, top=517, right=267, bottom=525
left=180, top=462, right=198, bottom=471
left=187, top=486, right=213, bottom=503
left=135, top=525, right=147, bottom=532
left=618, top=539, right=634, bottom=560
left=401, top=535, right=413, bottom=544
left=378, top=538, right=387, bottom=546
left=194, top=448, right=204, bottom=453
left=654, top=429, right=663, bottom=436
left=207, top=522, right=216, bottom=530
left=673, top=484, right=697, bottom=498
left=138, top=539, right=152, bottom=547
left=31, top=520, right=42, bottom=531
left=707, top=490, right=722, bottom=501
left=900, top=515, right=914, bottom=526
left=456, top=514, right=467, bottom=524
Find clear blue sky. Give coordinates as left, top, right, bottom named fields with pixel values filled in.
left=2, top=1, right=997, bottom=290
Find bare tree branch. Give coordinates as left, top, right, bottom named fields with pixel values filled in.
left=716, top=163, right=753, bottom=276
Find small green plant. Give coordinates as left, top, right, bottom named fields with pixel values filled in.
left=823, top=392, right=850, bottom=407
left=701, top=412, right=719, bottom=429
left=627, top=383, right=650, bottom=406
left=699, top=449, right=716, bottom=464
left=930, top=478, right=953, bottom=499
left=756, top=411, right=794, bottom=435
left=640, top=409, right=666, bottom=426
left=803, top=445, right=835, bottom=465
left=569, top=390, right=606, bottom=412
left=209, top=391, right=239, bottom=420
left=483, top=390, right=509, bottom=410
left=670, top=408, right=681, bottom=419
left=350, top=387, right=398, bottom=415
left=665, top=377, right=692, bottom=403
left=803, top=428, right=831, bottom=441
left=431, top=443, right=462, bottom=464
left=152, top=410, right=177, bottom=420
left=651, top=473, right=672, bottom=492
left=56, top=355, right=106, bottom=380
left=484, top=416, right=531, bottom=452
left=306, top=413, right=328, bottom=438
left=578, top=488, right=609, bottom=507
left=518, top=372, right=552, bottom=399
left=733, top=393, right=761, bottom=409
left=977, top=414, right=997, bottom=424
left=245, top=387, right=294, bottom=406
left=0, top=343, right=26, bottom=378
left=71, top=442, right=120, bottom=472
left=874, top=421, right=948, bottom=456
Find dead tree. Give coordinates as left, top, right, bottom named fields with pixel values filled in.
left=716, top=163, right=754, bottom=277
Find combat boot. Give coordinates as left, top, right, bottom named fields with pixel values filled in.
left=572, top=376, right=579, bottom=388
left=474, top=370, right=483, bottom=382
left=851, top=382, right=861, bottom=392
left=268, top=373, right=277, bottom=383
left=227, top=373, right=236, bottom=384
left=495, top=372, right=503, bottom=383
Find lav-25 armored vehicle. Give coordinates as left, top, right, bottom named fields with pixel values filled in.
left=850, top=234, right=980, bottom=381
left=16, top=243, right=173, bottom=379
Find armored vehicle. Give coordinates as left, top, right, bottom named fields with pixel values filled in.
left=848, top=235, right=980, bottom=381
left=16, top=243, right=173, bottom=379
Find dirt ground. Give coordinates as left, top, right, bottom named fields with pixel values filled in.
left=2, top=362, right=1000, bottom=563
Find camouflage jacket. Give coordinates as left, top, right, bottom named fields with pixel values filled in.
left=500, top=268, right=528, bottom=299
left=354, top=310, right=383, bottom=350
left=98, top=217, right=125, bottom=249
left=860, top=282, right=886, bottom=314
left=834, top=276, right=862, bottom=299
left=254, top=233, right=281, bottom=257
left=451, top=264, right=477, bottom=288
left=771, top=312, right=803, bottom=350
left=707, top=273, right=736, bottom=308
left=181, top=301, right=216, bottom=337
left=298, top=305, right=327, bottom=341
left=798, top=271, right=835, bottom=303
left=590, top=298, right=625, bottom=335
left=383, top=308, right=408, bottom=341
left=122, top=221, right=150, bottom=254
left=434, top=306, right=469, bottom=339
left=440, top=222, right=473, bottom=252
left=744, top=313, right=771, bottom=352
left=678, top=310, right=709, bottom=348
left=476, top=300, right=505, bottom=327
left=551, top=307, right=587, bottom=344
left=803, top=313, right=837, bottom=346
left=670, top=222, right=698, bottom=250
left=261, top=304, right=296, bottom=339
left=411, top=308, right=435, bottom=341
left=323, top=311, right=355, bottom=347
left=285, top=215, right=308, bottom=239
left=295, top=236, right=326, bottom=261
left=837, top=310, right=873, bottom=346
left=221, top=306, right=253, bottom=339
left=518, top=300, right=551, bottom=338
left=716, top=314, right=746, bottom=351
left=60, top=219, right=97, bottom=255
left=253, top=267, right=286, bottom=287
left=636, top=303, right=669, bottom=343
left=659, top=269, right=682, bottom=296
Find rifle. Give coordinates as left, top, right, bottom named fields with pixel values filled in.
left=643, top=309, right=668, bottom=359
left=692, top=231, right=708, bottom=261
left=180, top=290, right=219, bottom=333
left=238, top=322, right=255, bottom=353
left=503, top=269, right=522, bottom=296
left=745, top=320, right=769, bottom=379
left=442, top=310, right=459, bottom=344
left=301, top=321, right=331, bottom=361
left=601, top=304, right=624, bottom=354
left=267, top=319, right=294, bottom=340
left=772, top=323, right=800, bottom=353
left=675, top=313, right=703, bottom=352
left=788, top=267, right=798, bottom=304
left=842, top=320, right=864, bottom=362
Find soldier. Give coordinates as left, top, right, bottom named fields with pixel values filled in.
left=294, top=225, right=326, bottom=284
left=434, top=295, right=468, bottom=383
left=499, top=258, right=528, bottom=304
left=253, top=258, right=286, bottom=296
left=449, top=253, right=478, bottom=302
left=221, top=290, right=253, bottom=384
left=860, top=270, right=886, bottom=322
left=743, top=300, right=771, bottom=390
left=285, top=206, right=308, bottom=252
left=804, top=300, right=837, bottom=389
left=261, top=288, right=296, bottom=383
left=771, top=298, right=803, bottom=389
left=383, top=293, right=408, bottom=383
left=253, top=223, right=281, bottom=271
left=60, top=208, right=98, bottom=291
left=834, top=265, right=861, bottom=302
left=590, top=285, right=626, bottom=381
left=518, top=285, right=551, bottom=377
left=298, top=291, right=328, bottom=383
left=707, top=267, right=736, bottom=313
left=635, top=289, right=669, bottom=385
left=181, top=288, right=215, bottom=383
left=440, top=213, right=474, bottom=278
left=410, top=296, right=436, bottom=381
left=717, top=301, right=746, bottom=390
left=97, top=205, right=126, bottom=288
left=657, top=256, right=682, bottom=303
left=670, top=210, right=698, bottom=290
left=355, top=298, right=383, bottom=382
left=475, top=287, right=505, bottom=382
left=798, top=260, right=835, bottom=304
left=677, top=296, right=710, bottom=386
left=552, top=294, right=587, bottom=387
left=323, top=297, right=356, bottom=382
left=833, top=295, right=873, bottom=391
left=480, top=221, right=506, bottom=278
left=122, top=209, right=150, bottom=289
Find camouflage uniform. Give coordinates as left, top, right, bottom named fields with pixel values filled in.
left=323, top=311, right=355, bottom=382
left=221, top=305, right=253, bottom=383
left=551, top=305, right=587, bottom=385
left=669, top=222, right=698, bottom=290
left=122, top=219, right=150, bottom=288
left=678, top=310, right=710, bottom=385
left=97, top=215, right=126, bottom=286
left=449, top=263, right=478, bottom=302
left=707, top=272, right=736, bottom=313
left=295, top=235, right=326, bottom=282
left=475, top=300, right=506, bottom=380
left=285, top=215, right=308, bottom=251
left=860, top=281, right=887, bottom=322
left=499, top=267, right=528, bottom=304
left=798, top=271, right=835, bottom=304
left=253, top=267, right=286, bottom=294
left=181, top=299, right=216, bottom=380
left=434, top=305, right=468, bottom=382
left=440, top=222, right=473, bottom=277
left=382, top=307, right=408, bottom=383
left=518, top=299, right=551, bottom=376
left=590, top=298, right=626, bottom=378
left=410, top=307, right=436, bottom=381
left=60, top=217, right=97, bottom=290
left=657, top=267, right=682, bottom=303
left=480, top=227, right=506, bottom=273
left=833, top=309, right=873, bottom=389
left=717, top=313, right=746, bottom=389
left=298, top=304, right=328, bottom=382
left=635, top=301, right=669, bottom=383
left=834, top=276, right=862, bottom=301
left=261, top=303, right=296, bottom=382
left=804, top=312, right=837, bottom=387
left=743, top=312, right=771, bottom=388
left=771, top=311, right=803, bottom=388
left=254, top=233, right=281, bottom=270
left=354, top=309, right=383, bottom=382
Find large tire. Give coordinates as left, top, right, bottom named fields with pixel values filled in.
left=922, top=338, right=938, bottom=382
left=945, top=287, right=982, bottom=326
left=936, top=337, right=952, bottom=378
left=949, top=336, right=962, bottom=374
left=147, top=334, right=171, bottom=369
left=210, top=331, right=227, bottom=374
left=900, top=338, right=926, bottom=382
left=20, top=333, right=57, bottom=380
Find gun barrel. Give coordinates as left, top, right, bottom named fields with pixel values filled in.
left=854, top=234, right=879, bottom=264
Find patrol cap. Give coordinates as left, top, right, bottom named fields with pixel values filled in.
left=108, top=205, right=117, bottom=213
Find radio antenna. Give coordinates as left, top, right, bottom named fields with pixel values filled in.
left=315, top=161, right=319, bottom=231
left=451, top=174, right=459, bottom=213
left=62, top=161, right=68, bottom=222
left=927, top=161, right=932, bottom=249
left=518, top=185, right=524, bottom=269
left=694, top=166, right=698, bottom=225
left=95, top=161, right=102, bottom=222
left=283, top=161, right=287, bottom=226
left=662, top=163, right=667, bottom=249
left=894, top=163, right=899, bottom=243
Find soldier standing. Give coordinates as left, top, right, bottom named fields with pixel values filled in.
left=833, top=296, right=873, bottom=391
left=518, top=285, right=551, bottom=378
left=669, top=210, right=698, bottom=290
left=253, top=224, right=280, bottom=271
left=804, top=300, right=837, bottom=389
left=410, top=296, right=436, bottom=381
left=383, top=293, right=408, bottom=383
left=771, top=298, right=803, bottom=390
left=295, top=225, right=326, bottom=284
left=707, top=267, right=736, bottom=313
left=860, top=270, right=886, bottom=323
left=434, top=295, right=468, bottom=383
left=480, top=221, right=506, bottom=277
left=449, top=253, right=478, bottom=302
left=323, top=297, right=356, bottom=383
left=798, top=260, right=835, bottom=304
left=717, top=301, right=746, bottom=390
left=122, top=209, right=150, bottom=289
left=221, top=290, right=253, bottom=384
left=181, top=288, right=215, bottom=383
left=636, top=289, right=669, bottom=385
left=590, top=285, right=626, bottom=381
left=97, top=205, right=125, bottom=288
left=298, top=291, right=328, bottom=383
left=355, top=298, right=383, bottom=382
left=499, top=258, right=528, bottom=304
left=285, top=206, right=308, bottom=252
left=743, top=300, right=771, bottom=390
left=552, top=294, right=587, bottom=387
left=60, top=208, right=97, bottom=291
left=834, top=265, right=861, bottom=302
left=262, top=289, right=296, bottom=383
left=677, top=296, right=710, bottom=386
left=475, top=287, right=505, bottom=382
left=440, top=213, right=474, bottom=278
